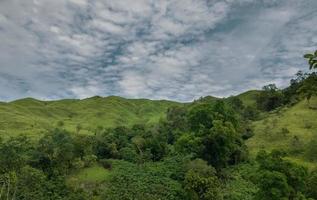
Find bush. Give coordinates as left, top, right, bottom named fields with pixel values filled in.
left=72, top=158, right=85, bottom=170
left=99, top=159, right=112, bottom=170
left=102, top=160, right=185, bottom=200
left=83, top=154, right=97, bottom=167
left=307, top=170, right=317, bottom=199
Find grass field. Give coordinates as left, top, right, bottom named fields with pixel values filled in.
left=68, top=165, right=111, bottom=183
left=0, top=96, right=180, bottom=138
left=247, top=96, right=317, bottom=168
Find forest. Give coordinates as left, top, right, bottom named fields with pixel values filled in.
left=0, top=51, right=316, bottom=200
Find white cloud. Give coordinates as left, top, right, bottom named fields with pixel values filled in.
left=0, top=0, right=316, bottom=101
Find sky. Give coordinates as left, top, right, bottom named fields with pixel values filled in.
left=0, top=0, right=317, bottom=102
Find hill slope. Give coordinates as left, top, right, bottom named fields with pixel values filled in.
left=247, top=97, right=317, bottom=168
left=236, top=90, right=261, bottom=107
left=0, top=96, right=181, bottom=137
left=2, top=91, right=316, bottom=168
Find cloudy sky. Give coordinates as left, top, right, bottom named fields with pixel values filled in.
left=0, top=0, right=316, bottom=102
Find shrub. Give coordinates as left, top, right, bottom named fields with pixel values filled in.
left=72, top=158, right=85, bottom=170
left=83, top=154, right=97, bottom=167
left=99, top=159, right=112, bottom=170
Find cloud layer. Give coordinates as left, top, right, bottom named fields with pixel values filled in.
left=0, top=0, right=317, bottom=101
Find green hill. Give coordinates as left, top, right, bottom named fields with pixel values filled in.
left=2, top=91, right=316, bottom=169
left=0, top=96, right=181, bottom=138
left=247, top=96, right=317, bottom=168
left=236, top=90, right=262, bottom=107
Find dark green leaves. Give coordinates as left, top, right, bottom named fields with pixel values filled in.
left=304, top=50, right=317, bottom=70
left=304, top=54, right=314, bottom=59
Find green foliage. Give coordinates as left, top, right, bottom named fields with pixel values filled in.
left=304, top=50, right=317, bottom=70
left=283, top=71, right=306, bottom=105
left=176, top=100, right=247, bottom=169
left=33, top=129, right=76, bottom=175
left=242, top=105, right=259, bottom=120
left=201, top=120, right=247, bottom=169
left=184, top=159, right=222, bottom=200
left=298, top=73, right=317, bottom=106
left=307, top=170, right=317, bottom=199
left=255, top=150, right=309, bottom=200
left=256, top=170, right=290, bottom=200
left=102, top=160, right=185, bottom=200
left=0, top=136, right=32, bottom=173
left=188, top=103, right=214, bottom=131
left=222, top=164, right=258, bottom=200
left=166, top=106, right=189, bottom=132
left=15, top=166, right=49, bottom=200
left=256, top=84, right=284, bottom=111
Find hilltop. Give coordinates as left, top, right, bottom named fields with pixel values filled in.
left=0, top=96, right=181, bottom=137
left=0, top=91, right=260, bottom=138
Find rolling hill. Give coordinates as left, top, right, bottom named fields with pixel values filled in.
left=0, top=96, right=181, bottom=138
left=1, top=91, right=316, bottom=168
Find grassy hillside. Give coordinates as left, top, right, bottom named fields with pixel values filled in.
left=2, top=91, right=316, bottom=169
left=247, top=96, right=317, bottom=168
left=0, top=96, right=180, bottom=138
left=236, top=90, right=261, bottom=107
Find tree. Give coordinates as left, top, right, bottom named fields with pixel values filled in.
left=32, top=129, right=76, bottom=176
left=307, top=170, right=317, bottom=199
left=15, top=166, right=49, bottom=200
left=201, top=120, right=247, bottom=169
left=255, top=150, right=309, bottom=200
left=304, top=50, right=317, bottom=70
left=0, top=136, right=32, bottom=173
left=228, top=97, right=245, bottom=112
left=256, top=84, right=284, bottom=111
left=188, top=104, right=214, bottom=132
left=184, top=159, right=222, bottom=200
left=256, top=170, right=290, bottom=200
left=242, top=106, right=259, bottom=120
left=297, top=73, right=317, bottom=106
left=166, top=106, right=188, bottom=131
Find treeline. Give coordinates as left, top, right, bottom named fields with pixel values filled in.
left=256, top=71, right=317, bottom=112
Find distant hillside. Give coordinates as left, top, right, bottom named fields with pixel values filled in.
left=0, top=90, right=265, bottom=138
left=0, top=96, right=181, bottom=137
left=236, top=90, right=262, bottom=107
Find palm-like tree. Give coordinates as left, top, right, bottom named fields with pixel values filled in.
left=304, top=50, right=317, bottom=70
